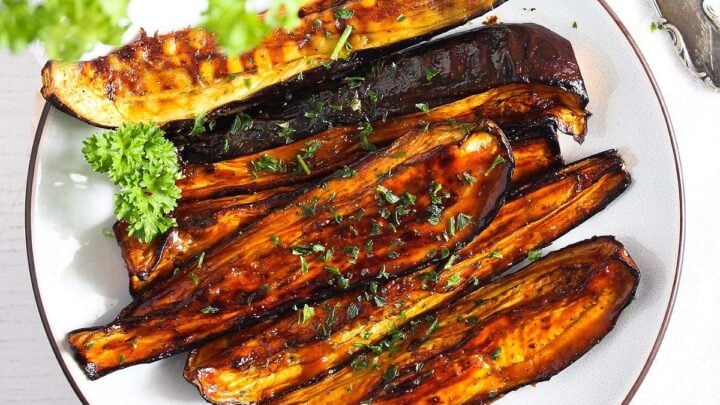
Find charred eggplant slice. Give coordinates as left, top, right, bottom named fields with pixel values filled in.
left=41, top=0, right=509, bottom=128
left=171, top=23, right=589, bottom=162
left=183, top=151, right=630, bottom=404
left=278, top=237, right=638, bottom=404
left=178, top=83, right=585, bottom=201
left=67, top=119, right=513, bottom=378
left=123, top=129, right=559, bottom=296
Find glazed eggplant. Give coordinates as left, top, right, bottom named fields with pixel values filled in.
left=278, top=237, right=639, bottom=404
left=184, top=151, right=631, bottom=404
left=123, top=129, right=560, bottom=296
left=67, top=119, right=513, bottom=378
left=41, top=0, right=508, bottom=128
left=171, top=23, right=589, bottom=162
left=178, top=83, right=585, bottom=201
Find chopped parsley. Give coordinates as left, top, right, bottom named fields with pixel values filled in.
left=347, top=303, right=360, bottom=319
left=335, top=165, right=358, bottom=179
left=423, top=67, right=439, bottom=81
left=462, top=171, right=476, bottom=185
left=490, top=347, right=502, bottom=360
left=189, top=112, right=207, bottom=136
left=415, top=102, right=430, bottom=114
left=528, top=249, right=543, bottom=262
left=230, top=113, right=253, bottom=134
left=383, top=365, right=399, bottom=383
left=376, top=185, right=401, bottom=204
left=324, top=265, right=341, bottom=276
left=456, top=213, right=472, bottom=231
left=299, top=256, right=309, bottom=274
left=335, top=7, right=354, bottom=20
left=271, top=234, right=282, bottom=246
left=298, top=304, right=315, bottom=324
left=251, top=154, right=286, bottom=175
left=396, top=14, right=406, bottom=22
left=485, top=155, right=507, bottom=176
left=200, top=305, right=220, bottom=314
left=291, top=244, right=326, bottom=255
left=300, top=140, right=322, bottom=158
left=445, top=272, right=462, bottom=289
left=486, top=248, right=504, bottom=259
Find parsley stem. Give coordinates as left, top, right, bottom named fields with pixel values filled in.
left=331, top=25, right=353, bottom=60
left=296, top=154, right=312, bottom=175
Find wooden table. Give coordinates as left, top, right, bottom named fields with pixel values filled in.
left=1, top=0, right=718, bottom=403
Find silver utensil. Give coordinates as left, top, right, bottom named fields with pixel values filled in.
left=652, top=0, right=720, bottom=91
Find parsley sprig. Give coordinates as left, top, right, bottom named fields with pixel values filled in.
left=82, top=123, right=182, bottom=243
left=1, top=0, right=305, bottom=60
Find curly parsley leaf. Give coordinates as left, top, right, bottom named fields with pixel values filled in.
left=0, top=0, right=129, bottom=61
left=1, top=0, right=304, bottom=60
left=201, top=0, right=304, bottom=56
left=82, top=123, right=182, bottom=243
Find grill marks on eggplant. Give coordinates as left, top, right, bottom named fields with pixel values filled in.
left=41, top=0, right=508, bottom=128
left=122, top=130, right=559, bottom=297
left=183, top=151, right=631, bottom=404
left=278, top=237, right=638, bottom=405
left=171, top=24, right=589, bottom=163
left=178, top=83, right=585, bottom=201
left=67, top=120, right=513, bottom=378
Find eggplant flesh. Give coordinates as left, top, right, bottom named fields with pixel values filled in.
left=278, top=237, right=638, bottom=404
left=123, top=129, right=559, bottom=296
left=67, top=120, right=513, bottom=378
left=41, top=0, right=507, bottom=128
left=183, top=151, right=630, bottom=405
left=177, top=83, right=582, bottom=201
left=171, top=23, right=589, bottom=163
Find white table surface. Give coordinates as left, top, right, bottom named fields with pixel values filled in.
left=1, top=0, right=718, bottom=403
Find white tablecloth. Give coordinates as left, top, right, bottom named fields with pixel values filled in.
left=1, top=0, right=718, bottom=403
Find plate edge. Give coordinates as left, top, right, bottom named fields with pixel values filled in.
left=596, top=1, right=687, bottom=403
left=25, top=103, right=91, bottom=405
left=23, top=3, right=687, bottom=403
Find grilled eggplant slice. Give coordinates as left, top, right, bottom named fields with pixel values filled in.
left=277, top=236, right=638, bottom=404
left=179, top=83, right=584, bottom=201
left=171, top=23, right=589, bottom=162
left=67, top=119, right=513, bottom=378
left=184, top=151, right=630, bottom=404
left=124, top=130, right=559, bottom=296
left=41, top=0, right=508, bottom=128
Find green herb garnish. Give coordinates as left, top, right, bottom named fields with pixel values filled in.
left=82, top=123, right=181, bottom=243
left=200, top=305, right=220, bottom=314
left=298, top=304, right=315, bottom=324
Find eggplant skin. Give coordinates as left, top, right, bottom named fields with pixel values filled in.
left=176, top=83, right=582, bottom=201
left=172, top=23, right=589, bottom=163
left=122, top=130, right=559, bottom=297
left=183, top=151, right=630, bottom=405
left=41, top=0, right=507, bottom=128
left=67, top=119, right=513, bottom=379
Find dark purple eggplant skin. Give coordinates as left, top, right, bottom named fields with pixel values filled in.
left=170, top=23, right=588, bottom=164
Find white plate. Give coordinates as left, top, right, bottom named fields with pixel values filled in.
left=25, top=0, right=684, bottom=404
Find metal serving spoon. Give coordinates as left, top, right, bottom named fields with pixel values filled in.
left=652, top=0, right=720, bottom=91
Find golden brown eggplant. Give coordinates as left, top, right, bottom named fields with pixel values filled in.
left=277, top=236, right=638, bottom=404
left=171, top=23, right=589, bottom=162
left=178, top=83, right=585, bottom=201
left=67, top=119, right=513, bottom=378
left=183, top=151, right=630, bottom=404
left=41, top=0, right=507, bottom=128
left=123, top=130, right=559, bottom=296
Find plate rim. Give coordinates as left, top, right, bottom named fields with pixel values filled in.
left=23, top=2, right=686, bottom=404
